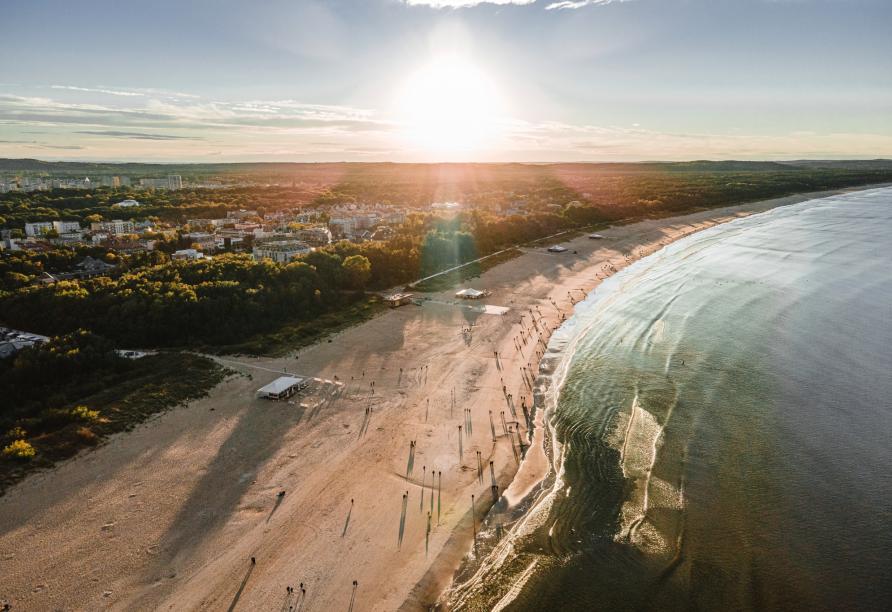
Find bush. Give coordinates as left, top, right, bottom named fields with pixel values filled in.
left=3, top=439, right=36, bottom=460
left=71, top=405, right=101, bottom=423
left=5, top=426, right=27, bottom=440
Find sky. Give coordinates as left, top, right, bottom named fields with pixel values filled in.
left=1, top=0, right=890, bottom=162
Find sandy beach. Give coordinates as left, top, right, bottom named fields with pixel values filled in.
left=0, top=187, right=871, bottom=612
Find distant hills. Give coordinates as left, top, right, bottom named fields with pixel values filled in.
left=1, top=158, right=890, bottom=178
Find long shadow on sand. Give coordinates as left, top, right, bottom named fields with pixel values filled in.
left=139, top=401, right=305, bottom=598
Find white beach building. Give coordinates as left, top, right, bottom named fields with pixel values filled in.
left=256, top=376, right=309, bottom=400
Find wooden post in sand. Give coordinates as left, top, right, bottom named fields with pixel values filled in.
left=471, top=494, right=477, bottom=549
left=348, top=580, right=358, bottom=612
left=458, top=425, right=463, bottom=459
left=489, top=411, right=497, bottom=442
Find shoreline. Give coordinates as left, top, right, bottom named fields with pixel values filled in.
left=437, top=182, right=892, bottom=609
left=0, top=184, right=885, bottom=612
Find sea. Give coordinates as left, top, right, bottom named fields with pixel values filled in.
left=449, top=187, right=892, bottom=611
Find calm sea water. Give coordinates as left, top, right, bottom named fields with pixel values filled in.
left=453, top=188, right=892, bottom=611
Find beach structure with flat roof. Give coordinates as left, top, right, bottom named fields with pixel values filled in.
left=455, top=288, right=489, bottom=300
left=256, top=376, right=309, bottom=400
left=385, top=292, right=414, bottom=308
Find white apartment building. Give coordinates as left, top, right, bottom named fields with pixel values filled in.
left=91, top=220, right=136, bottom=235
left=172, top=248, right=205, bottom=260
left=24, top=221, right=54, bottom=237
left=252, top=240, right=312, bottom=263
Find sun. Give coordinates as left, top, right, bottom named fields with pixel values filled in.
left=396, top=56, right=504, bottom=156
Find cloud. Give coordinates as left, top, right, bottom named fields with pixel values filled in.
left=546, top=0, right=625, bottom=9
left=76, top=130, right=203, bottom=141
left=0, top=139, right=84, bottom=150
left=51, top=85, right=145, bottom=97
left=35, top=144, right=85, bottom=150
left=0, top=94, right=382, bottom=135
left=403, top=0, right=536, bottom=8
left=401, top=0, right=622, bottom=7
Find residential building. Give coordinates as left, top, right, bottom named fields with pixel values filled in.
left=184, top=232, right=217, bottom=251
left=53, top=220, right=82, bottom=234
left=328, top=217, right=355, bottom=239
left=140, top=177, right=169, bottom=189
left=0, top=327, right=49, bottom=359
left=295, top=226, right=332, bottom=247
left=91, top=220, right=136, bottom=235
left=172, top=248, right=205, bottom=260
left=24, top=221, right=54, bottom=237
left=73, top=256, right=116, bottom=278
left=227, top=209, right=259, bottom=220
left=252, top=239, right=311, bottom=263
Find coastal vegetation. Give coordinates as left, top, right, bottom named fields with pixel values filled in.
left=0, top=330, right=226, bottom=493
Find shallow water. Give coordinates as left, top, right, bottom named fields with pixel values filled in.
left=456, top=188, right=892, bottom=611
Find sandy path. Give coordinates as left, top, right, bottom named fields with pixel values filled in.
left=0, top=188, right=868, bottom=612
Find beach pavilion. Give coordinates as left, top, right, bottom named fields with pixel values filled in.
left=256, top=376, right=309, bottom=400
left=455, top=288, right=488, bottom=300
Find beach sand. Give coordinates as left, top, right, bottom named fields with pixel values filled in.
left=0, top=187, right=869, bottom=611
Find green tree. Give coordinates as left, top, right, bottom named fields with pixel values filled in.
left=342, top=255, right=371, bottom=291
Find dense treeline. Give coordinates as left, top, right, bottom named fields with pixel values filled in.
left=0, top=245, right=165, bottom=289
left=1, top=253, right=370, bottom=347
left=1, top=331, right=126, bottom=417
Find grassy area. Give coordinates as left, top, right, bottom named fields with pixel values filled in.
left=1, top=352, right=226, bottom=495
left=209, top=295, right=388, bottom=357
left=412, top=248, right=523, bottom=293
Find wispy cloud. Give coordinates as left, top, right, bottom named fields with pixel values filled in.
left=51, top=85, right=145, bottom=97
left=403, top=0, right=536, bottom=8
left=0, top=94, right=382, bottom=134
left=0, top=139, right=84, bottom=150
left=76, top=130, right=203, bottom=141
left=402, top=0, right=621, bottom=7
left=546, top=0, right=625, bottom=9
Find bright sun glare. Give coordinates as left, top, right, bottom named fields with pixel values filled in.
left=397, top=56, right=503, bottom=156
